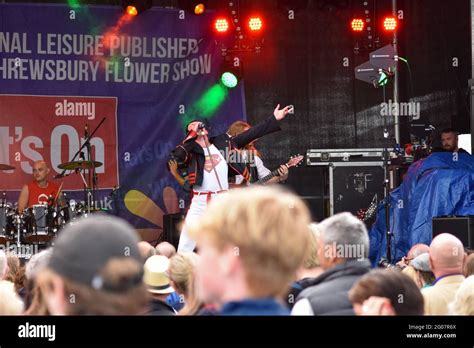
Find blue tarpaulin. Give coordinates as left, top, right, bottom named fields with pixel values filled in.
left=369, top=152, right=474, bottom=266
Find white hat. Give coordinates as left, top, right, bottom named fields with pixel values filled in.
left=143, top=255, right=174, bottom=294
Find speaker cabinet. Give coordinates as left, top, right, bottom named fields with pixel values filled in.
left=163, top=213, right=184, bottom=249
left=432, top=216, right=474, bottom=249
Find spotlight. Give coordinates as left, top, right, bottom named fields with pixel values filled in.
left=214, top=17, right=230, bottom=34
left=194, top=3, right=205, bottom=15
left=221, top=72, right=239, bottom=88
left=122, top=0, right=151, bottom=16
left=220, top=56, right=242, bottom=88
left=178, top=1, right=208, bottom=16
left=247, top=15, right=264, bottom=33
left=126, top=6, right=138, bottom=16
left=383, top=16, right=397, bottom=32
left=351, top=18, right=365, bottom=32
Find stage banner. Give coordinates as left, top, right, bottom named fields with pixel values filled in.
left=0, top=3, right=246, bottom=242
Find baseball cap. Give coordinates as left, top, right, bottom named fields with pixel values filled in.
left=411, top=252, right=431, bottom=272
left=48, top=215, right=143, bottom=292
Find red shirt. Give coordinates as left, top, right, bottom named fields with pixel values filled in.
left=27, top=181, right=60, bottom=207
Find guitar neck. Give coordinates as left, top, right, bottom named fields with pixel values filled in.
left=256, top=164, right=288, bottom=185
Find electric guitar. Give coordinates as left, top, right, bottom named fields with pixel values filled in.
left=256, top=155, right=304, bottom=185
left=356, top=194, right=379, bottom=221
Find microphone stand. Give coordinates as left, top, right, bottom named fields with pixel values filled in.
left=55, top=118, right=106, bottom=214
left=381, top=85, right=393, bottom=264
left=84, top=118, right=105, bottom=213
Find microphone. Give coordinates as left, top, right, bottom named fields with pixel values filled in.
left=198, top=122, right=205, bottom=130
left=185, top=129, right=199, bottom=142
left=84, top=123, right=89, bottom=139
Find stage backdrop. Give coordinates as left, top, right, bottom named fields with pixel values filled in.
left=0, top=3, right=246, bottom=242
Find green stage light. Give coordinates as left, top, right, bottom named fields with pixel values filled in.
left=221, top=72, right=238, bottom=88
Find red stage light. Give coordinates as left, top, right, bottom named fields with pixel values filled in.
left=383, top=17, right=397, bottom=31
left=126, top=5, right=138, bottom=16
left=248, top=16, right=263, bottom=32
left=351, top=18, right=365, bottom=32
left=214, top=17, right=230, bottom=33
left=194, top=3, right=205, bottom=15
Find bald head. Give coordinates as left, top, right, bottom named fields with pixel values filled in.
left=155, top=242, right=176, bottom=259
left=32, top=160, right=50, bottom=183
left=429, top=234, right=465, bottom=277
left=137, top=241, right=156, bottom=262
left=34, top=160, right=47, bottom=168
left=407, top=244, right=430, bottom=260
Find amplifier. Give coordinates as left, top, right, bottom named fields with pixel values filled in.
left=432, top=216, right=474, bottom=249
left=163, top=213, right=184, bottom=249
left=306, top=148, right=386, bottom=165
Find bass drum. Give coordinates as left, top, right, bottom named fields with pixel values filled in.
left=22, top=204, right=59, bottom=244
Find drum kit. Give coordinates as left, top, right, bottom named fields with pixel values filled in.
left=0, top=160, right=104, bottom=248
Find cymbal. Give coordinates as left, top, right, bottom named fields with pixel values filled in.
left=58, top=161, right=103, bottom=170
left=0, top=163, right=15, bottom=171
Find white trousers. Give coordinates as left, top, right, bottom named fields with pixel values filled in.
left=177, top=194, right=209, bottom=252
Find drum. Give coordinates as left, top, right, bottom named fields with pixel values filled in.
left=59, top=200, right=85, bottom=226
left=0, top=204, right=15, bottom=244
left=23, top=204, right=59, bottom=244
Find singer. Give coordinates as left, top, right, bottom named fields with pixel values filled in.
left=18, top=160, right=61, bottom=212
left=168, top=104, right=293, bottom=252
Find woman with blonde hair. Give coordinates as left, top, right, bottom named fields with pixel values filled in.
left=168, top=252, right=204, bottom=315
left=448, top=275, right=474, bottom=315
left=0, top=280, right=24, bottom=315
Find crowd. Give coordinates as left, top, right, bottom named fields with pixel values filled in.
left=0, top=186, right=473, bottom=316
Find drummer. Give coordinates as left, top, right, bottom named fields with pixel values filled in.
left=18, top=160, right=62, bottom=212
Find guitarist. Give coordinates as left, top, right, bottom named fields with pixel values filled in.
left=227, top=121, right=289, bottom=186
left=168, top=105, right=293, bottom=252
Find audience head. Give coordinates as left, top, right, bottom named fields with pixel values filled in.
left=407, top=244, right=430, bottom=260
left=0, top=280, right=24, bottom=315
left=5, top=255, right=25, bottom=294
left=349, top=269, right=424, bottom=315
left=37, top=215, right=148, bottom=315
left=397, top=244, right=430, bottom=269
left=448, top=275, right=474, bottom=315
left=25, top=249, right=53, bottom=281
left=302, top=223, right=321, bottom=269
left=143, top=255, right=174, bottom=298
left=138, top=241, right=156, bottom=262
left=429, top=233, right=465, bottom=278
left=316, top=212, right=369, bottom=270
left=0, top=250, right=7, bottom=279
left=155, top=242, right=177, bottom=259
left=464, top=253, right=474, bottom=277
left=169, top=252, right=199, bottom=297
left=4, top=255, right=20, bottom=283
left=410, top=252, right=435, bottom=288
left=188, top=186, right=311, bottom=305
